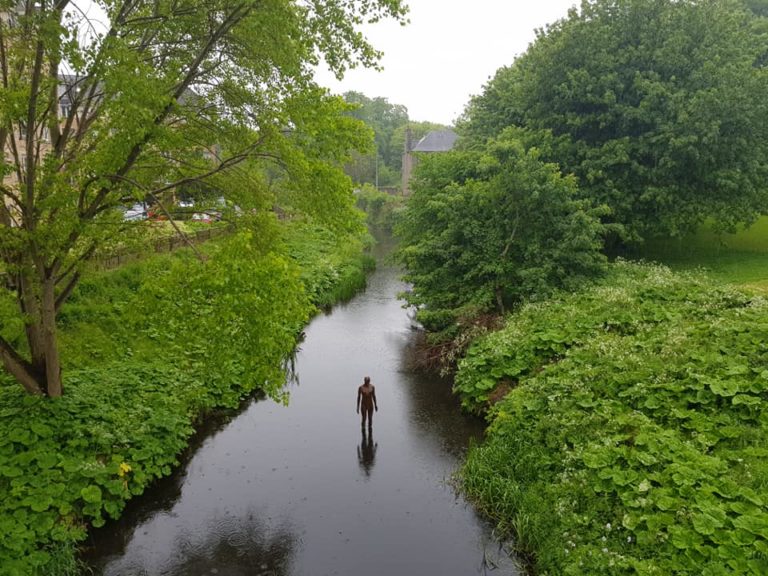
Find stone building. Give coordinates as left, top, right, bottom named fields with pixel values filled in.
left=401, top=128, right=458, bottom=196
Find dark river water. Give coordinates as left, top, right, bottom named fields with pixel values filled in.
left=84, top=236, right=520, bottom=576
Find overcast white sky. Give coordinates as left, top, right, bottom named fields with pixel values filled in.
left=315, top=1, right=578, bottom=125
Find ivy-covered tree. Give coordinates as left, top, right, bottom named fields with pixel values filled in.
left=395, top=130, right=607, bottom=331
left=459, top=0, right=768, bottom=241
left=0, top=0, right=407, bottom=396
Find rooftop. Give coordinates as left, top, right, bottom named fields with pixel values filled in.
left=412, top=129, right=458, bottom=153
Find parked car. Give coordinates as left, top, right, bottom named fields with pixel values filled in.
left=191, top=211, right=221, bottom=223
left=123, top=202, right=146, bottom=221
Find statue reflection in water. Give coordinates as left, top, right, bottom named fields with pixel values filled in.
left=357, top=427, right=378, bottom=478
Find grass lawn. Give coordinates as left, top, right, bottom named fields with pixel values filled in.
left=627, top=217, right=768, bottom=291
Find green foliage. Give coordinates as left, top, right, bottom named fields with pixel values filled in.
left=355, top=183, right=404, bottom=231
left=272, top=89, right=372, bottom=236
left=343, top=91, right=410, bottom=184
left=282, top=219, right=374, bottom=309
left=459, top=0, right=768, bottom=240
left=395, top=131, right=607, bottom=330
left=135, top=229, right=314, bottom=405
left=459, top=261, right=768, bottom=574
left=0, top=364, right=197, bottom=576
left=0, top=217, right=372, bottom=573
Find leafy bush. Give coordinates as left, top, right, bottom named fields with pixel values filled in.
left=395, top=132, right=607, bottom=330
left=282, top=219, right=374, bottom=309
left=459, top=261, right=768, bottom=574
left=355, top=183, right=403, bottom=231
left=135, top=231, right=313, bottom=405
left=0, top=364, right=197, bottom=576
left=455, top=260, right=716, bottom=413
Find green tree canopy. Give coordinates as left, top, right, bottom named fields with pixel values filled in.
left=395, top=130, right=607, bottom=331
left=342, top=91, right=410, bottom=186
left=0, top=0, right=408, bottom=396
left=343, top=91, right=409, bottom=169
left=459, top=0, right=768, bottom=241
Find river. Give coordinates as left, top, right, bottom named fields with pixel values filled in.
left=84, top=236, right=519, bottom=576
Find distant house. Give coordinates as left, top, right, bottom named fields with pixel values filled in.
left=401, top=129, right=458, bottom=196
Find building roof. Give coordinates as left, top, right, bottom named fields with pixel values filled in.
left=412, top=129, right=458, bottom=153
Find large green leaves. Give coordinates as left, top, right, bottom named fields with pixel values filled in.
left=460, top=262, right=768, bottom=574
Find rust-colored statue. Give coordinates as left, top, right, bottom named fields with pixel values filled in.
left=356, top=376, right=378, bottom=428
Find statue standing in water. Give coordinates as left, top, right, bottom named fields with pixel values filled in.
left=356, top=376, right=378, bottom=428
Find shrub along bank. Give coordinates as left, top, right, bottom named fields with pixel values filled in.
left=0, top=220, right=371, bottom=575
left=457, top=261, right=768, bottom=575
left=354, top=184, right=403, bottom=233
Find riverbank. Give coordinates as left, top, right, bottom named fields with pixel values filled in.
left=83, top=228, right=520, bottom=576
left=0, top=220, right=372, bottom=576
left=456, top=261, right=768, bottom=574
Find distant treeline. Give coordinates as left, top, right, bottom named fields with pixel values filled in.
left=342, top=91, right=448, bottom=190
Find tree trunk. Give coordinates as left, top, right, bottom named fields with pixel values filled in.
left=19, top=269, right=46, bottom=376
left=0, top=340, right=44, bottom=395
left=6, top=264, right=63, bottom=396
left=40, top=275, right=62, bottom=397
left=495, top=285, right=505, bottom=316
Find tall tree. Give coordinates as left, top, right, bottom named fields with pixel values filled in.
left=459, top=0, right=768, bottom=241
left=395, top=130, right=607, bottom=331
left=342, top=91, right=409, bottom=185
left=343, top=91, right=409, bottom=168
left=0, top=0, right=407, bottom=396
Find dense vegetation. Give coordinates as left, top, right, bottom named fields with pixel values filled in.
left=459, top=0, right=768, bottom=241
left=342, top=91, right=448, bottom=188
left=395, top=131, right=607, bottom=332
left=0, top=220, right=372, bottom=575
left=458, top=262, right=768, bottom=575
left=0, top=0, right=406, bottom=398
left=354, top=184, right=404, bottom=232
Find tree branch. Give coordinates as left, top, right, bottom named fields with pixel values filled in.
left=24, top=39, right=45, bottom=228
left=0, top=336, right=43, bottom=395
left=82, top=2, right=253, bottom=221
left=54, top=270, right=80, bottom=312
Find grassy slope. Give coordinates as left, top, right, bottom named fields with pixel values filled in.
left=0, top=221, right=372, bottom=576
left=634, top=217, right=768, bottom=289
left=458, top=219, right=768, bottom=575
